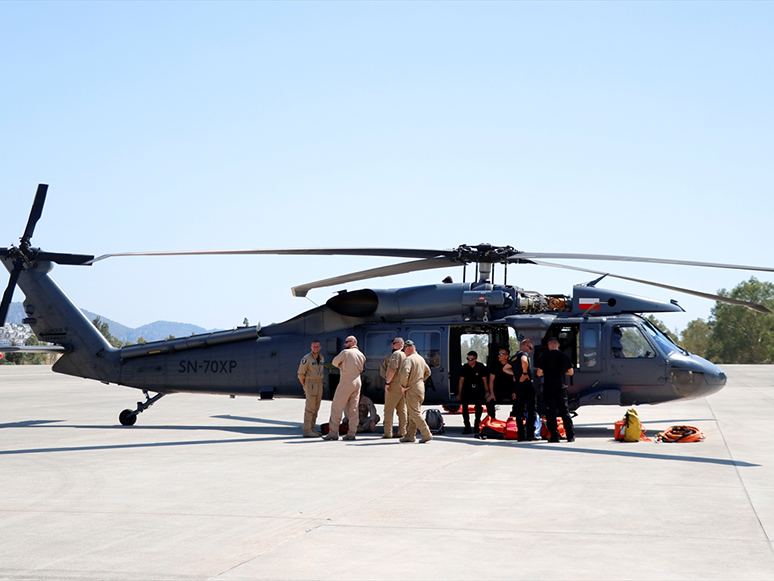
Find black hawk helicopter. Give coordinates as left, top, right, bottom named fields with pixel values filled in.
left=2, top=185, right=773, bottom=425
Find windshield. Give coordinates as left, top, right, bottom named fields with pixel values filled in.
left=639, top=318, right=682, bottom=357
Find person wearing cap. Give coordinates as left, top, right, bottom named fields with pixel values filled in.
left=323, top=335, right=366, bottom=441
left=297, top=340, right=325, bottom=437
left=536, top=337, right=575, bottom=442
left=399, top=340, right=433, bottom=443
left=380, top=336, right=407, bottom=439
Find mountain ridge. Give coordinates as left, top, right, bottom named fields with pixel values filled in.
left=5, top=302, right=220, bottom=343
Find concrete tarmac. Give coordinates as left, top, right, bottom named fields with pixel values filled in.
left=1, top=364, right=773, bottom=580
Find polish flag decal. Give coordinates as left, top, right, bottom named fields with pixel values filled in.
left=579, top=298, right=600, bottom=310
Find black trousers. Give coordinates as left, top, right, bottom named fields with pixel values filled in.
left=543, top=387, right=575, bottom=441
left=511, top=380, right=537, bottom=440
left=461, top=389, right=495, bottom=429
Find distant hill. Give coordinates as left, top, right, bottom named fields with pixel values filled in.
left=6, top=302, right=218, bottom=343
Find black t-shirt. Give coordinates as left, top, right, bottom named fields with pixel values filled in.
left=460, top=361, right=488, bottom=391
left=490, top=360, right=515, bottom=391
left=513, top=350, right=532, bottom=382
left=537, top=350, right=572, bottom=391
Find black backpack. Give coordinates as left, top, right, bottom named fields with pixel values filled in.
left=424, top=409, right=445, bottom=434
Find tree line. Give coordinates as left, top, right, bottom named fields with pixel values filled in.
left=672, top=277, right=774, bottom=364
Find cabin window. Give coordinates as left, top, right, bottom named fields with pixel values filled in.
left=364, top=331, right=397, bottom=370
left=581, top=328, right=598, bottom=368
left=542, top=324, right=579, bottom=368
left=409, top=330, right=442, bottom=368
left=611, top=325, right=655, bottom=359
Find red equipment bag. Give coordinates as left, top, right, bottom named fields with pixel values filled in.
left=478, top=415, right=506, bottom=440
left=442, top=404, right=491, bottom=415
left=320, top=422, right=349, bottom=435
left=540, top=417, right=567, bottom=439
left=614, top=419, right=626, bottom=441
left=504, top=417, right=519, bottom=440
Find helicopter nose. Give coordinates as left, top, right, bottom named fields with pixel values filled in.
left=668, top=355, right=726, bottom=400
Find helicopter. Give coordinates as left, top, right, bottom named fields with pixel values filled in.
left=3, top=185, right=774, bottom=426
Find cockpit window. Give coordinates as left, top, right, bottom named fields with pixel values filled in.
left=611, top=325, right=655, bottom=358
left=640, top=319, right=680, bottom=357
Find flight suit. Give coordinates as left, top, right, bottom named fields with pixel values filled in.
left=297, top=351, right=325, bottom=436
left=380, top=349, right=407, bottom=438
left=400, top=352, right=433, bottom=442
left=328, top=346, right=366, bottom=437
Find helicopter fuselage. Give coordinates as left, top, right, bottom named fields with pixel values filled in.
left=2, top=258, right=727, bottom=425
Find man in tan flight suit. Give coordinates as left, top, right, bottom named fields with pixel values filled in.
left=399, top=339, right=433, bottom=443
left=323, top=335, right=366, bottom=441
left=380, top=336, right=407, bottom=439
left=297, top=340, right=325, bottom=437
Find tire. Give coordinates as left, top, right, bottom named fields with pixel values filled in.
left=119, top=409, right=137, bottom=426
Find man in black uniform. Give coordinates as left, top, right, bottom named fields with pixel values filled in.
left=511, top=339, right=537, bottom=441
left=536, top=337, right=575, bottom=442
left=488, top=347, right=515, bottom=419
left=456, top=350, right=491, bottom=434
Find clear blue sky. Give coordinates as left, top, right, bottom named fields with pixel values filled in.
left=2, top=1, right=772, bottom=333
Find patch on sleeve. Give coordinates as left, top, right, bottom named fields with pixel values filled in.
left=301, top=358, right=307, bottom=364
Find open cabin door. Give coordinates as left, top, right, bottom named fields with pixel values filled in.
left=404, top=326, right=449, bottom=404
left=449, top=324, right=510, bottom=400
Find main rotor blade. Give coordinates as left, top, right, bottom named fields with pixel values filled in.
left=88, top=247, right=453, bottom=264
left=513, top=252, right=774, bottom=274
left=34, top=251, right=95, bottom=265
left=531, top=260, right=771, bottom=314
left=291, top=257, right=459, bottom=297
left=0, top=264, right=23, bottom=326
left=22, top=184, right=48, bottom=244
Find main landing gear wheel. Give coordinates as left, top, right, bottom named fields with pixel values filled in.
left=119, top=409, right=137, bottom=426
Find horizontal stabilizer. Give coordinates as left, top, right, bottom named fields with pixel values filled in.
left=0, top=345, right=67, bottom=354
left=120, top=326, right=260, bottom=359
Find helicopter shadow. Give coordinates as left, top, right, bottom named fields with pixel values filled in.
left=434, top=429, right=759, bottom=468
left=0, top=415, right=305, bottom=456
left=0, top=419, right=64, bottom=429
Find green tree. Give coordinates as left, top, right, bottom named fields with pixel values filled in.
left=92, top=317, right=127, bottom=349
left=644, top=314, right=678, bottom=343
left=705, top=277, right=774, bottom=364
left=680, top=318, right=712, bottom=359
left=2, top=334, right=47, bottom=365
left=460, top=333, right=489, bottom=364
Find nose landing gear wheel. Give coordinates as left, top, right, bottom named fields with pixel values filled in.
left=119, top=409, right=137, bottom=426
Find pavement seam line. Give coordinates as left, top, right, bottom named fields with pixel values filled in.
left=706, top=396, right=774, bottom=556
left=207, top=521, right=326, bottom=581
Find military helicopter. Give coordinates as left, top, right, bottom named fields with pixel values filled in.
left=3, top=185, right=773, bottom=426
